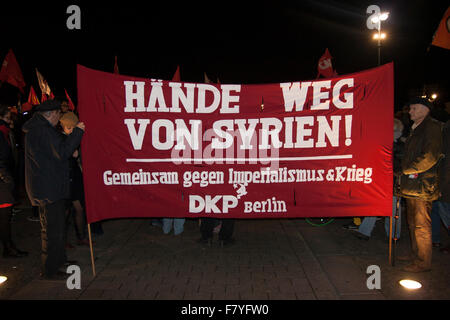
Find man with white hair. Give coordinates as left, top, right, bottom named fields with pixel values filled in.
left=23, top=100, right=85, bottom=279
left=399, top=97, right=443, bottom=272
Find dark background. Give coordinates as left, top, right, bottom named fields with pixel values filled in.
left=1, top=0, right=448, bottom=111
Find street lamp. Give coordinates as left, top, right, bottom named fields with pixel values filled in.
left=366, top=5, right=389, bottom=66
left=372, top=12, right=389, bottom=66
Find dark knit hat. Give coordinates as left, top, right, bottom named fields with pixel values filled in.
left=35, top=100, right=61, bottom=112
left=408, top=97, right=433, bottom=110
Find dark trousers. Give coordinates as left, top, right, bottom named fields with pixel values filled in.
left=200, top=218, right=234, bottom=241
left=406, top=198, right=432, bottom=269
left=39, top=200, right=66, bottom=276
left=0, top=206, right=12, bottom=250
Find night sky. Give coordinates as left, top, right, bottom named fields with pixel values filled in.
left=1, top=0, right=448, bottom=110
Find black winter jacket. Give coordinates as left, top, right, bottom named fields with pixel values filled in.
left=0, top=120, right=15, bottom=204
left=400, top=115, right=443, bottom=201
left=23, top=113, right=84, bottom=205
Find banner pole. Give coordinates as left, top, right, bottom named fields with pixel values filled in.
left=392, top=197, right=400, bottom=267
left=87, top=223, right=96, bottom=277
left=388, top=215, right=393, bottom=265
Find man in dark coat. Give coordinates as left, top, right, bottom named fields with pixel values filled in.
left=399, top=98, right=443, bottom=272
left=23, top=100, right=85, bottom=279
left=432, top=120, right=450, bottom=252
left=0, top=104, right=28, bottom=258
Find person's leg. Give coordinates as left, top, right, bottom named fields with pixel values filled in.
left=411, top=199, right=432, bottom=269
left=72, top=200, right=87, bottom=243
left=405, top=198, right=418, bottom=260
left=200, top=218, right=214, bottom=241
left=219, top=219, right=235, bottom=242
left=431, top=201, right=442, bottom=245
left=435, top=201, right=450, bottom=229
left=162, top=218, right=173, bottom=234
left=0, top=206, right=12, bottom=254
left=40, top=200, right=66, bottom=277
left=173, top=218, right=185, bottom=235
left=357, top=217, right=377, bottom=237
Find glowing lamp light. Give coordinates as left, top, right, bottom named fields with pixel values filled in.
left=431, top=93, right=437, bottom=100
left=373, top=33, right=387, bottom=40
left=399, top=279, right=422, bottom=290
left=0, top=276, right=7, bottom=285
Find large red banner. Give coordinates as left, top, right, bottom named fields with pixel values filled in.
left=77, top=63, right=393, bottom=223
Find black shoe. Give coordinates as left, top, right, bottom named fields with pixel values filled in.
left=342, top=223, right=359, bottom=230
left=351, top=231, right=370, bottom=241
left=220, top=238, right=235, bottom=247
left=3, top=248, right=28, bottom=258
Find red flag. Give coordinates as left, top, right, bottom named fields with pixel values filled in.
left=431, top=7, right=450, bottom=50
left=0, top=49, right=26, bottom=92
left=22, top=102, right=33, bottom=113
left=171, top=65, right=180, bottom=81
left=317, top=48, right=337, bottom=78
left=28, top=86, right=40, bottom=105
left=65, top=89, right=76, bottom=111
left=114, top=56, right=119, bottom=74
left=41, top=93, right=48, bottom=102
left=49, top=91, right=55, bottom=100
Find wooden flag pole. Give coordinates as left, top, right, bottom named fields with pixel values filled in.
left=388, top=215, right=393, bottom=265
left=87, top=223, right=96, bottom=277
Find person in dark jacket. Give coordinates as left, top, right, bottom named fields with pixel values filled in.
left=23, top=100, right=85, bottom=279
left=399, top=98, right=443, bottom=272
left=431, top=120, right=450, bottom=252
left=0, top=104, right=28, bottom=258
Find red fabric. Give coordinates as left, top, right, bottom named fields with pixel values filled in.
left=317, top=48, right=337, bottom=78
left=22, top=102, right=33, bottom=112
left=431, top=6, right=450, bottom=50
left=77, top=63, right=394, bottom=223
left=171, top=65, right=180, bottom=82
left=0, top=49, right=26, bottom=92
left=65, top=89, right=76, bottom=111
left=0, top=203, right=13, bottom=208
left=28, top=86, right=40, bottom=105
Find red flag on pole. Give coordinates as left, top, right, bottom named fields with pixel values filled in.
left=36, top=68, right=52, bottom=97
left=114, top=56, right=120, bottom=74
left=0, top=49, right=26, bottom=92
left=171, top=65, right=180, bottom=82
left=28, top=86, right=40, bottom=105
left=431, top=6, right=450, bottom=50
left=317, top=48, right=337, bottom=78
left=65, top=88, right=76, bottom=111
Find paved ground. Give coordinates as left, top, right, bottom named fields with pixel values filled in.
left=1, top=199, right=449, bottom=301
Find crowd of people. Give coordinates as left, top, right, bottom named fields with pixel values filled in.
left=0, top=96, right=449, bottom=279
